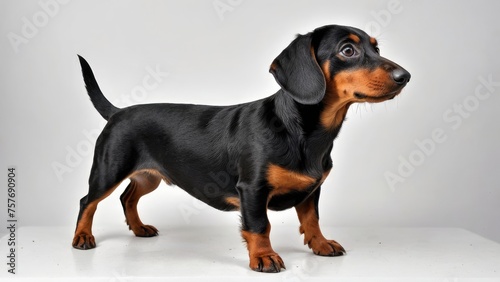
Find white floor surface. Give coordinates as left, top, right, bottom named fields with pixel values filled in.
left=1, top=226, right=499, bottom=281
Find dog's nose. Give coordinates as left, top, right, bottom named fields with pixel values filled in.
left=391, top=68, right=411, bottom=85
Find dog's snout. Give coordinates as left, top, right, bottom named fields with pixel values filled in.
left=391, top=68, right=411, bottom=85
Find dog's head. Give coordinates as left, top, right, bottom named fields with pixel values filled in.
left=270, top=25, right=410, bottom=105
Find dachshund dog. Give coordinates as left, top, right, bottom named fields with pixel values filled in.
left=73, top=24, right=410, bottom=273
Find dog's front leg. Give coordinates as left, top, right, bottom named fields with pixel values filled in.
left=238, top=183, right=286, bottom=273
left=295, top=187, right=345, bottom=256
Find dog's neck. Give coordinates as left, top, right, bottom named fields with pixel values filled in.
left=272, top=90, right=347, bottom=172
left=273, top=89, right=349, bottom=137
left=320, top=89, right=353, bottom=131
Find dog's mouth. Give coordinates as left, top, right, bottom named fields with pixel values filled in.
left=354, top=90, right=401, bottom=102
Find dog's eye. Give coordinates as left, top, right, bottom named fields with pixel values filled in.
left=340, top=44, right=357, bottom=58
left=374, top=46, right=380, bottom=54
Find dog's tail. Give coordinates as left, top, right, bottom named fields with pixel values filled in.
left=77, top=55, right=119, bottom=120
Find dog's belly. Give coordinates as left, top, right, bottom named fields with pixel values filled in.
left=267, top=190, right=313, bottom=211
left=167, top=164, right=317, bottom=212
left=264, top=178, right=323, bottom=211
left=163, top=166, right=240, bottom=212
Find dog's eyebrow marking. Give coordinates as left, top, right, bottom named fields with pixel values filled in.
left=370, top=37, right=378, bottom=46
left=348, top=34, right=361, bottom=43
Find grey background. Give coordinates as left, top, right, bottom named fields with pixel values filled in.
left=1, top=0, right=499, bottom=243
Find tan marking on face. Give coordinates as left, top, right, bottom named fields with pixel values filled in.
left=348, top=34, right=361, bottom=43
left=320, top=67, right=401, bottom=130
left=370, top=37, right=378, bottom=46
left=322, top=61, right=331, bottom=82
left=333, top=68, right=398, bottom=100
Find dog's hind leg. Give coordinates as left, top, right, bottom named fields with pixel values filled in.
left=120, top=170, right=162, bottom=237
left=72, top=137, right=135, bottom=250
left=72, top=170, right=125, bottom=250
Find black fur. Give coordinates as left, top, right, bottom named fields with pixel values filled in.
left=73, top=24, right=410, bottom=273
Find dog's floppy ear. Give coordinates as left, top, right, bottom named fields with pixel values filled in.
left=270, top=33, right=326, bottom=105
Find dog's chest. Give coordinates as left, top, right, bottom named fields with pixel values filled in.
left=265, top=164, right=330, bottom=210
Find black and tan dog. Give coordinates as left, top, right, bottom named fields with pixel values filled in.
left=73, top=24, right=410, bottom=273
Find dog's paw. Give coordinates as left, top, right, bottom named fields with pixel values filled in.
left=132, top=224, right=159, bottom=237
left=249, top=252, right=286, bottom=273
left=72, top=233, right=96, bottom=250
left=310, top=238, right=345, bottom=256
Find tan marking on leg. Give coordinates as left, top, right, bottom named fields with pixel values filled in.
left=241, top=225, right=285, bottom=272
left=121, top=169, right=163, bottom=237
left=73, top=168, right=168, bottom=249
left=295, top=192, right=345, bottom=256
left=73, top=184, right=120, bottom=249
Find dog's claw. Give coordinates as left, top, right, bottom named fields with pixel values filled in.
left=249, top=253, right=286, bottom=273
left=310, top=239, right=345, bottom=257
left=132, top=224, right=159, bottom=237
left=72, top=233, right=96, bottom=250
